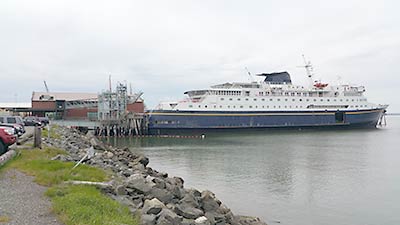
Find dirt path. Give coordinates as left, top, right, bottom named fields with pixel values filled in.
left=0, top=169, right=62, bottom=225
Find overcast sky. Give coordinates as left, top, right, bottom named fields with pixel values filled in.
left=0, top=0, right=399, bottom=112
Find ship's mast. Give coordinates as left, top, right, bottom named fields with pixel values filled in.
left=302, top=55, right=314, bottom=88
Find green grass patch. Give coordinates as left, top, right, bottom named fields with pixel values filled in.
left=42, top=126, right=62, bottom=139
left=47, top=185, right=138, bottom=225
left=0, top=215, right=11, bottom=223
left=6, top=147, right=107, bottom=186
left=1, top=145, right=139, bottom=224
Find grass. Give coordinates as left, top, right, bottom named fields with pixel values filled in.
left=47, top=185, right=138, bottom=225
left=0, top=216, right=11, bottom=223
left=42, top=126, right=62, bottom=139
left=2, top=146, right=139, bottom=225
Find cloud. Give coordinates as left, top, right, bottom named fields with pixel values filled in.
left=0, top=0, right=399, bottom=111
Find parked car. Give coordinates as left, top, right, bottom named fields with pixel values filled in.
left=23, top=116, right=42, bottom=126
left=0, top=116, right=26, bottom=136
left=0, top=126, right=16, bottom=154
left=38, top=116, right=49, bottom=125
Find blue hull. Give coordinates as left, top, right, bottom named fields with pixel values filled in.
left=147, top=109, right=385, bottom=135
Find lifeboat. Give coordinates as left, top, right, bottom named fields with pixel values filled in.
left=314, top=82, right=328, bottom=89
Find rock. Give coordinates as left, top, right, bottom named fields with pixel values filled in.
left=182, top=218, right=196, bottom=225
left=180, top=192, right=200, bottom=208
left=175, top=204, right=204, bottom=219
left=200, top=191, right=220, bottom=212
left=195, top=216, right=211, bottom=225
left=153, top=177, right=167, bottom=189
left=149, top=188, right=175, bottom=204
left=188, top=188, right=201, bottom=198
left=43, top=126, right=269, bottom=225
left=106, top=151, right=114, bottom=158
left=142, top=198, right=166, bottom=215
left=217, top=204, right=231, bottom=214
left=171, top=186, right=185, bottom=199
left=141, top=214, right=157, bottom=225
left=89, top=137, right=107, bottom=150
left=126, top=174, right=154, bottom=194
left=157, top=208, right=182, bottom=225
left=115, top=185, right=127, bottom=196
left=236, top=216, right=268, bottom=225
left=133, top=154, right=149, bottom=167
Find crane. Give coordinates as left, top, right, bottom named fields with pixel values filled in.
left=43, top=80, right=49, bottom=92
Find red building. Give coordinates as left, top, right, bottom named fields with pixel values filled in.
left=31, top=92, right=144, bottom=120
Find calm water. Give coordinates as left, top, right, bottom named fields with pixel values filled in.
left=104, top=116, right=400, bottom=225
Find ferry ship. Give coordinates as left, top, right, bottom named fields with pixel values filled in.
left=148, top=61, right=388, bottom=134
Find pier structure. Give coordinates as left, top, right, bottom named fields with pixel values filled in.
left=96, top=82, right=147, bottom=136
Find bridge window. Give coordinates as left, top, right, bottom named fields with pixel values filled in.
left=189, top=105, right=193, bottom=108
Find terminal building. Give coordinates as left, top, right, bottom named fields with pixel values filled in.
left=30, top=91, right=145, bottom=120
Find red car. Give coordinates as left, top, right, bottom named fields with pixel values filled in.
left=0, top=126, right=16, bottom=155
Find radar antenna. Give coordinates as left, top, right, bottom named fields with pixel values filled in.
left=302, top=55, right=314, bottom=87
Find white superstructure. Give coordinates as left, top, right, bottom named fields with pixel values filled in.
left=157, top=75, right=381, bottom=112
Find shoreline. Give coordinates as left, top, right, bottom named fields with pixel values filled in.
left=45, top=125, right=267, bottom=225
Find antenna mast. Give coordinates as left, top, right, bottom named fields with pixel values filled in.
left=302, top=55, right=314, bottom=88
left=245, top=67, right=254, bottom=82
left=109, top=75, right=112, bottom=92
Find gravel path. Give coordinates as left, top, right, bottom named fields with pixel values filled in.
left=0, top=169, right=62, bottom=225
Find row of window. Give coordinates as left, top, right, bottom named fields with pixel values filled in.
left=209, top=90, right=242, bottom=96
left=188, top=104, right=369, bottom=109
left=219, top=97, right=366, bottom=102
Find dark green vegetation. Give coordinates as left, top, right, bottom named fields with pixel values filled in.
left=1, top=146, right=139, bottom=225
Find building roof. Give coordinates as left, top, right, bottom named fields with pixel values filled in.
left=32, top=92, right=98, bottom=101
left=0, top=102, right=32, bottom=109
